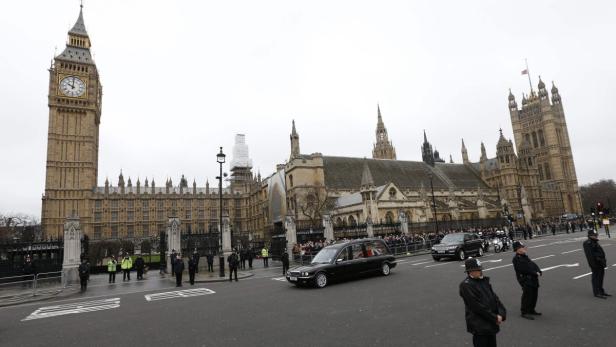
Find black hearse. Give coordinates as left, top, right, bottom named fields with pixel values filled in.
left=286, top=238, right=397, bottom=288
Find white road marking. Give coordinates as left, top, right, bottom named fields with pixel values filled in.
left=561, top=249, right=582, bottom=254
left=272, top=277, right=287, bottom=282
left=425, top=262, right=452, bottom=268
left=145, top=288, right=215, bottom=302
left=573, top=272, right=592, bottom=280
left=541, top=263, right=579, bottom=272
left=533, top=255, right=555, bottom=260
left=412, top=261, right=433, bottom=266
left=22, top=298, right=120, bottom=321
left=461, top=259, right=502, bottom=267
left=483, top=264, right=513, bottom=272
left=529, top=244, right=550, bottom=248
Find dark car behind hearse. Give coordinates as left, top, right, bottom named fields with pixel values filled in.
left=431, top=232, right=484, bottom=261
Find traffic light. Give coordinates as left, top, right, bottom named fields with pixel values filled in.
left=597, top=202, right=604, bottom=213
left=590, top=207, right=596, bottom=214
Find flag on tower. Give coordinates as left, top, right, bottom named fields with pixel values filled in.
left=521, top=69, right=528, bottom=75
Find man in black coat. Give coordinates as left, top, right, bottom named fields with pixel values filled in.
left=192, top=251, right=200, bottom=274
left=281, top=249, right=290, bottom=276
left=227, top=250, right=239, bottom=282
left=206, top=252, right=214, bottom=272
left=247, top=248, right=254, bottom=269
left=240, top=248, right=247, bottom=270
left=512, top=241, right=542, bottom=319
left=583, top=229, right=610, bottom=298
left=134, top=255, right=145, bottom=280
left=188, top=256, right=197, bottom=285
left=459, top=258, right=506, bottom=347
left=78, top=258, right=90, bottom=292
left=173, top=254, right=184, bottom=287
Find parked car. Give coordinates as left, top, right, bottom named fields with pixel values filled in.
left=286, top=238, right=397, bottom=288
left=431, top=232, right=483, bottom=261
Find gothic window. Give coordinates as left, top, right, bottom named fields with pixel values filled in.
left=111, top=226, right=118, bottom=239
left=94, top=212, right=102, bottom=222
left=289, top=175, right=294, bottom=188
left=527, top=158, right=532, bottom=167
left=143, top=211, right=149, bottom=221
left=142, top=224, right=149, bottom=236
left=538, top=130, right=545, bottom=147
left=385, top=211, right=395, bottom=224
left=199, top=199, right=205, bottom=207
left=128, top=211, right=134, bottom=221
left=335, top=217, right=343, bottom=227
left=545, top=163, right=552, bottom=180
left=127, top=200, right=134, bottom=209
left=127, top=225, right=134, bottom=238
left=111, top=200, right=119, bottom=209
left=538, top=166, right=544, bottom=180
left=111, top=211, right=118, bottom=221
left=95, top=200, right=102, bottom=209
left=171, top=200, right=177, bottom=208
left=185, top=210, right=191, bottom=219
left=185, top=200, right=192, bottom=209
left=348, top=215, right=357, bottom=226
left=142, top=200, right=149, bottom=209
left=157, top=200, right=164, bottom=209
left=505, top=156, right=510, bottom=164
left=389, top=188, right=396, bottom=199
left=532, top=132, right=538, bottom=148
left=198, top=209, right=205, bottom=219
left=525, top=133, right=531, bottom=144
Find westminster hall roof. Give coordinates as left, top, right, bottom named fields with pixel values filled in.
left=322, top=156, right=490, bottom=191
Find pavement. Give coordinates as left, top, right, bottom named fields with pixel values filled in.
left=0, top=231, right=614, bottom=346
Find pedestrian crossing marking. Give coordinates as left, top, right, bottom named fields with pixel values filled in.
left=145, top=288, right=215, bottom=302
left=272, top=277, right=287, bottom=282
left=22, top=298, right=121, bottom=321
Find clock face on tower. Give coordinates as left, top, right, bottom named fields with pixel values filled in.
left=59, top=76, right=86, bottom=97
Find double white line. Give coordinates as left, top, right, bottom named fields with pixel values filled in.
left=145, top=288, right=216, bottom=302
left=22, top=298, right=121, bottom=321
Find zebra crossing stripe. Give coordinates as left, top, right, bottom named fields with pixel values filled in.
left=22, top=298, right=121, bottom=321
left=272, top=277, right=287, bottom=282
left=144, top=288, right=215, bottom=302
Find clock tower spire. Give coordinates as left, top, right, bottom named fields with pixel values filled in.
left=42, top=4, right=103, bottom=237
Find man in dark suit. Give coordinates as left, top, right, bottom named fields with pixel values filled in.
left=583, top=229, right=610, bottom=298
left=173, top=254, right=184, bottom=287
left=512, top=241, right=542, bottom=320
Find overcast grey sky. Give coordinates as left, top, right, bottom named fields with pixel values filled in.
left=1, top=0, right=615, bottom=218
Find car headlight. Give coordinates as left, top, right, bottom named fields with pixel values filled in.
left=301, top=272, right=309, bottom=277
left=447, top=246, right=457, bottom=250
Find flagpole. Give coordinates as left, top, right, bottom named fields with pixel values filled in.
left=525, top=58, right=533, bottom=93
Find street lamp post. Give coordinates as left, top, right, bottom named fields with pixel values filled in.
left=428, top=173, right=439, bottom=235
left=216, top=147, right=226, bottom=278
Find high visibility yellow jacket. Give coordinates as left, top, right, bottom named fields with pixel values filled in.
left=121, top=257, right=133, bottom=270
left=107, top=259, right=117, bottom=272
left=261, top=248, right=268, bottom=257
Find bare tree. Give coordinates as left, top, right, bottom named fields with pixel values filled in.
left=0, top=213, right=41, bottom=241
left=298, top=187, right=336, bottom=228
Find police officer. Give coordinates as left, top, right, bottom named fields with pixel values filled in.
left=459, top=258, right=506, bottom=347
left=583, top=229, right=610, bottom=298
left=261, top=246, right=269, bottom=267
left=78, top=258, right=90, bottom=292
left=281, top=249, right=290, bottom=276
left=188, top=256, right=197, bottom=285
left=512, top=241, right=542, bottom=319
left=227, top=249, right=239, bottom=282
left=173, top=254, right=184, bottom=287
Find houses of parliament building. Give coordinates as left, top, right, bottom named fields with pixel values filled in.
left=41, top=6, right=583, bottom=240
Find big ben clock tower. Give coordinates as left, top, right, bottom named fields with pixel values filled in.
left=42, top=4, right=102, bottom=237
